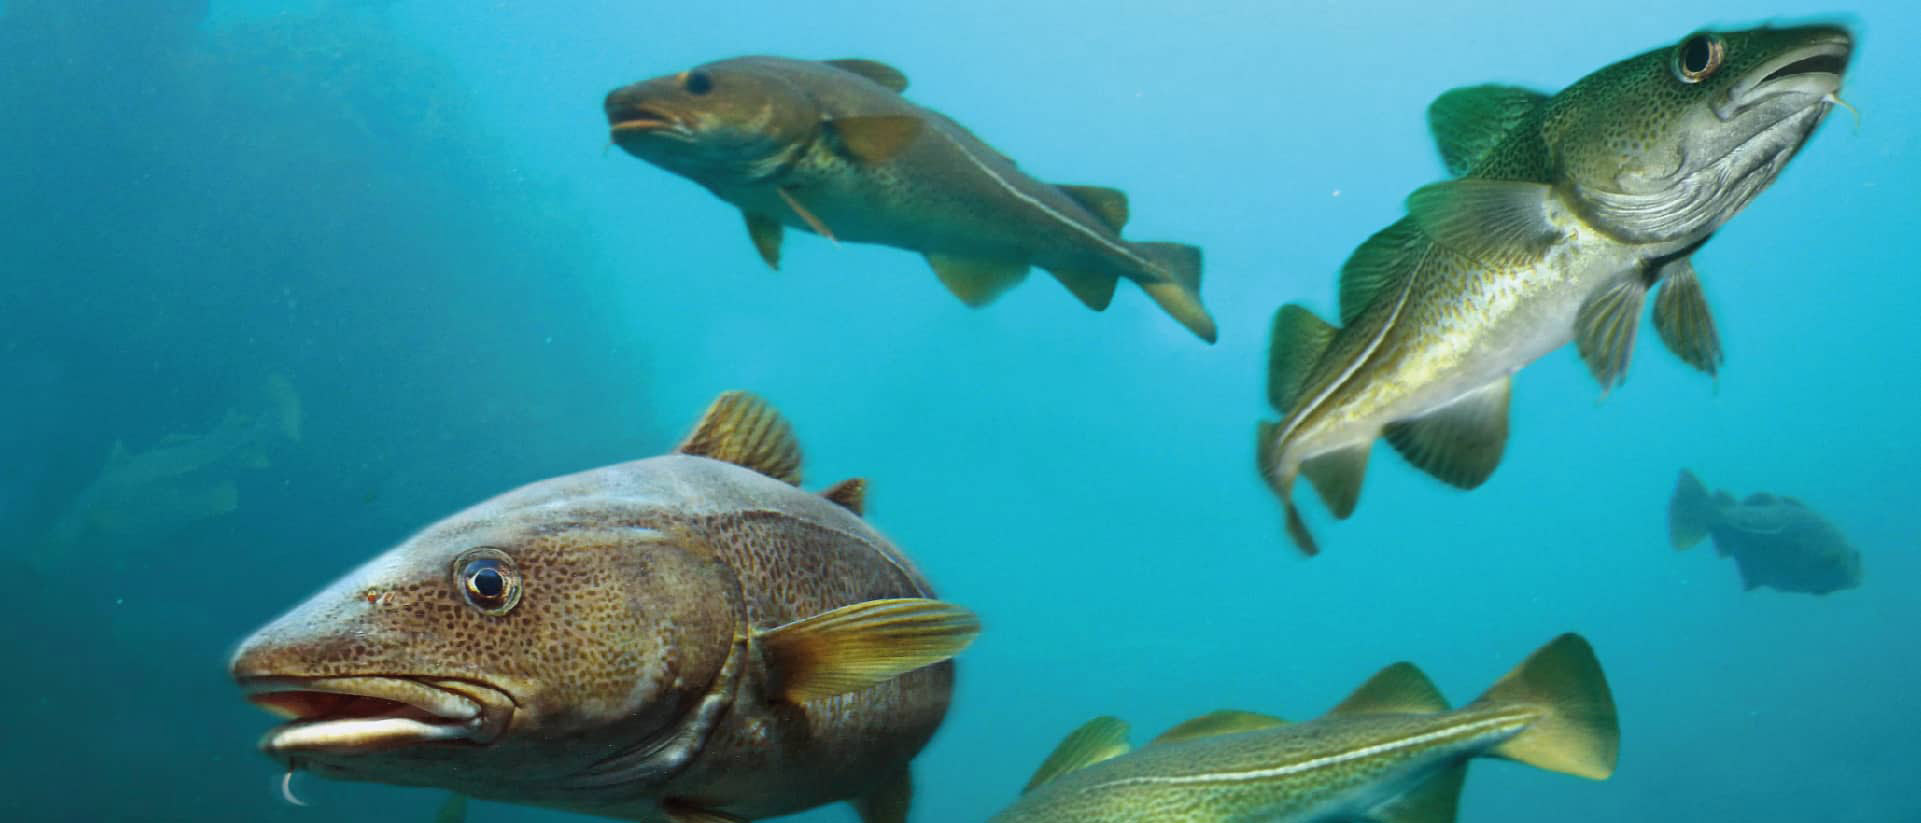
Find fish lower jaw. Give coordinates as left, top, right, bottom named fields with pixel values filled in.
left=240, top=675, right=513, bottom=755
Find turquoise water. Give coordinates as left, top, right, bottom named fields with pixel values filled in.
left=3, top=1, right=1914, bottom=821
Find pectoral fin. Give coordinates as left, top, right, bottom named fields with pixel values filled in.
left=1406, top=179, right=1562, bottom=267
left=927, top=254, right=1029, bottom=307
left=1427, top=84, right=1549, bottom=177
left=1149, top=710, right=1288, bottom=745
left=1328, top=662, right=1449, bottom=717
left=1300, top=442, right=1370, bottom=520
left=1573, top=278, right=1647, bottom=391
left=743, top=211, right=783, bottom=269
left=1373, top=762, right=1467, bottom=823
left=1651, top=257, right=1723, bottom=377
left=1024, top=717, right=1131, bottom=793
left=829, top=115, right=924, bottom=165
left=824, top=59, right=909, bottom=93
left=757, top=598, right=979, bottom=703
left=1383, top=377, right=1510, bottom=489
left=676, top=391, right=804, bottom=485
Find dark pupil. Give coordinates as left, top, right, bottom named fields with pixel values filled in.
left=1683, top=37, right=1712, bottom=73
left=470, top=566, right=504, bottom=599
left=686, top=72, right=712, bottom=95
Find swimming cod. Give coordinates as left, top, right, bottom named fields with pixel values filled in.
left=230, top=391, right=979, bottom=823
left=604, top=56, right=1216, bottom=342
left=992, top=634, right=1617, bottom=823
left=1258, top=25, right=1853, bottom=553
left=1669, top=468, right=1861, bottom=595
left=30, top=374, right=301, bottom=575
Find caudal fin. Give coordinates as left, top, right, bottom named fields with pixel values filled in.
left=1130, top=242, right=1216, bottom=343
left=1471, top=633, right=1618, bottom=780
left=1668, top=469, right=1716, bottom=550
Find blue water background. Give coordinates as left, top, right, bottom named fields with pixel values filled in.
left=3, top=0, right=1915, bottom=820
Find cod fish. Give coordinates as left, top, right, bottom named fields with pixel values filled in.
left=604, top=56, right=1216, bottom=342
left=1669, top=469, right=1862, bottom=595
left=30, top=374, right=301, bottom=575
left=992, top=634, right=1616, bottom=823
left=1258, top=25, right=1852, bottom=554
left=230, top=392, right=980, bottom=823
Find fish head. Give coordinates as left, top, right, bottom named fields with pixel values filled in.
left=1548, top=24, right=1851, bottom=244
left=605, top=58, right=822, bottom=185
left=229, top=471, right=742, bottom=796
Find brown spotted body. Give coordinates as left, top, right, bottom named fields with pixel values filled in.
left=230, top=393, right=978, bottom=823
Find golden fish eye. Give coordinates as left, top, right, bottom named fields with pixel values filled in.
left=454, top=547, right=521, bottom=616
left=1673, top=34, right=1724, bottom=83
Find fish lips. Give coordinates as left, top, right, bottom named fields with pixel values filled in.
left=604, top=90, right=693, bottom=146
left=1715, top=35, right=1852, bottom=121
left=240, top=675, right=515, bottom=756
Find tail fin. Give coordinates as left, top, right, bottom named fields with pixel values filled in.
left=1256, top=421, right=1319, bottom=556
left=1471, top=634, right=1618, bottom=780
left=1130, top=242, right=1216, bottom=343
left=1668, top=469, right=1715, bottom=550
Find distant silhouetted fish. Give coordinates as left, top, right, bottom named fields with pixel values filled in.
left=1669, top=469, right=1862, bottom=595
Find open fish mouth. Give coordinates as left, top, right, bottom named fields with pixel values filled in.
left=1717, top=36, right=1851, bottom=120
left=605, top=104, right=689, bottom=137
left=241, top=675, right=513, bottom=754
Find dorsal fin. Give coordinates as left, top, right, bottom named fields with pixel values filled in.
left=1327, top=662, right=1449, bottom=717
left=676, top=391, right=803, bottom=485
left=824, top=59, right=909, bottom=93
left=823, top=478, right=867, bottom=515
left=1023, top=717, right=1130, bottom=793
left=1426, top=84, right=1548, bottom=176
left=1266, top=304, right=1338, bottom=414
left=1056, top=185, right=1129, bottom=232
left=1149, top=710, right=1288, bottom=745
left=1338, top=218, right=1423, bottom=326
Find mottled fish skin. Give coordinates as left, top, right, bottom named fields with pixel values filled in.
left=992, top=635, right=1617, bottom=823
left=1259, top=25, right=1852, bottom=554
left=605, top=56, right=1215, bottom=341
left=230, top=394, right=972, bottom=823
left=1670, top=469, right=1862, bottom=595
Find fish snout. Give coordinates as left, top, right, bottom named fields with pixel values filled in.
left=604, top=86, right=688, bottom=138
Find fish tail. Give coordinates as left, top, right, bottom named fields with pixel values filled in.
left=1471, top=634, right=1618, bottom=780
left=1667, top=468, right=1715, bottom=551
left=1256, top=421, right=1319, bottom=556
left=1129, top=242, right=1216, bottom=343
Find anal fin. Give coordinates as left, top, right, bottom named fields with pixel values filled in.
left=851, top=767, right=912, bottom=823
left=1046, top=268, right=1117, bottom=311
left=1573, top=277, right=1647, bottom=391
left=743, top=211, right=783, bottom=269
left=1383, top=377, right=1510, bottom=489
left=1268, top=305, right=1338, bottom=414
left=1373, top=762, right=1467, bottom=823
left=927, top=254, right=1029, bottom=307
left=1650, top=257, right=1722, bottom=377
left=1300, top=442, right=1370, bottom=520
left=756, top=598, right=979, bottom=703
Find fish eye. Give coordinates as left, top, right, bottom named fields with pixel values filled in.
left=454, top=548, right=521, bottom=616
left=684, top=70, right=714, bottom=96
left=1673, top=34, right=1724, bottom=83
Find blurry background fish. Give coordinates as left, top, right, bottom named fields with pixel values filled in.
left=2, top=1, right=1917, bottom=822
left=1669, top=469, right=1863, bottom=595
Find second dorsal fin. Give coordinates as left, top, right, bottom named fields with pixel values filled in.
left=676, top=391, right=803, bottom=485
left=823, top=478, right=867, bottom=515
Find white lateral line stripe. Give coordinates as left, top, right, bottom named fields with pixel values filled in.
left=1098, top=714, right=1527, bottom=789
left=1272, top=240, right=1432, bottom=461
left=930, top=129, right=1154, bottom=273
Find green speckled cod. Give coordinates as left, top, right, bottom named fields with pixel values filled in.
left=229, top=392, right=979, bottom=823
left=1258, top=25, right=1853, bottom=554
left=992, top=634, right=1617, bottom=823
left=604, top=56, right=1216, bottom=342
